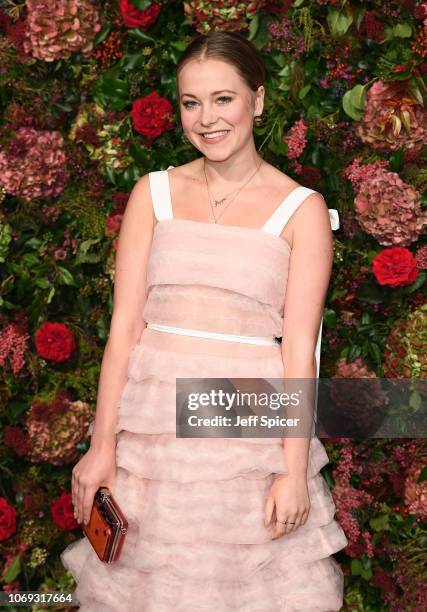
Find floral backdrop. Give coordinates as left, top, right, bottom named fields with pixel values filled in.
left=0, top=1, right=426, bottom=610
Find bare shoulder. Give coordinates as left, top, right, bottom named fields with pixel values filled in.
left=262, top=162, right=330, bottom=245
left=167, top=158, right=204, bottom=184
left=122, top=172, right=155, bottom=229
left=261, top=161, right=298, bottom=189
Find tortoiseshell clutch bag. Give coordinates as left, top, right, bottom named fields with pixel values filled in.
left=83, top=486, right=128, bottom=563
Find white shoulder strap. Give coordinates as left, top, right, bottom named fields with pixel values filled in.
left=262, top=187, right=316, bottom=236
left=263, top=186, right=340, bottom=236
left=148, top=170, right=173, bottom=221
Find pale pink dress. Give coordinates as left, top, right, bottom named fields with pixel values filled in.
left=61, top=166, right=348, bottom=611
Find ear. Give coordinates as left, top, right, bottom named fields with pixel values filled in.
left=254, top=85, right=265, bottom=117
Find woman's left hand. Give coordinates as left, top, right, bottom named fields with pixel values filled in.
left=264, top=473, right=310, bottom=540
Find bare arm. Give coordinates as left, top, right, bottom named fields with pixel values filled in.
left=280, top=193, right=334, bottom=476
left=89, top=173, right=155, bottom=451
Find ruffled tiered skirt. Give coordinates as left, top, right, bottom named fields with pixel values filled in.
left=61, top=328, right=348, bottom=611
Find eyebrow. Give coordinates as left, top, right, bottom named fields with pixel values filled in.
left=181, top=89, right=238, bottom=99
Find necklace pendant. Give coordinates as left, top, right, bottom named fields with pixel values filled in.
left=214, top=198, right=226, bottom=207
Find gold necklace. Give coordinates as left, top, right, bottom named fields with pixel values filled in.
left=203, top=157, right=264, bottom=224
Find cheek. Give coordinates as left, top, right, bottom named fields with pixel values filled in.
left=225, top=107, right=247, bottom=125
left=181, top=110, right=193, bottom=131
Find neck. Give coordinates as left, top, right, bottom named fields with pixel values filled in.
left=201, top=143, right=263, bottom=186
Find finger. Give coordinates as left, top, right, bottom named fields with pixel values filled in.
left=72, top=471, right=78, bottom=515
left=300, top=508, right=310, bottom=527
left=272, top=520, right=289, bottom=540
left=82, top=487, right=97, bottom=526
left=76, top=480, right=84, bottom=524
left=273, top=514, right=289, bottom=539
left=264, top=496, right=275, bottom=527
left=285, top=514, right=300, bottom=534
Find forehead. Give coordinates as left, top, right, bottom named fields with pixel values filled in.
left=178, top=58, right=245, bottom=95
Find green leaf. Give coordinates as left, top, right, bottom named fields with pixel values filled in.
left=368, top=342, right=382, bottom=364
left=127, top=29, right=157, bottom=44
left=327, top=8, right=353, bottom=36
left=170, top=39, right=191, bottom=52
left=347, top=344, right=362, bottom=362
left=22, top=253, right=40, bottom=267
left=4, top=556, right=21, bottom=583
left=57, top=266, right=75, bottom=286
left=350, top=557, right=372, bottom=580
left=247, top=13, right=259, bottom=41
left=350, top=558, right=363, bottom=576
left=393, top=23, right=412, bottom=38
left=6, top=401, right=28, bottom=421
left=389, top=145, right=404, bottom=172
left=46, top=286, right=55, bottom=304
left=101, top=77, right=129, bottom=96
left=369, top=514, right=390, bottom=532
left=417, top=465, right=427, bottom=483
left=400, top=270, right=426, bottom=294
left=342, top=84, right=366, bottom=121
left=34, top=278, right=50, bottom=289
left=323, top=308, right=337, bottom=328
left=122, top=53, right=147, bottom=71
left=94, top=23, right=113, bottom=46
left=356, top=281, right=388, bottom=304
left=75, top=238, right=104, bottom=264
left=298, top=84, right=311, bottom=100
left=129, top=0, right=151, bottom=10
left=409, top=390, right=422, bottom=411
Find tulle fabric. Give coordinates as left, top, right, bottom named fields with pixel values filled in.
left=61, top=221, right=348, bottom=611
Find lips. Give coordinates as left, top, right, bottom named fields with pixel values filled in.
left=200, top=130, right=231, bottom=142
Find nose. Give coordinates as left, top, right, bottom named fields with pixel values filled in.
left=199, top=102, right=218, bottom=128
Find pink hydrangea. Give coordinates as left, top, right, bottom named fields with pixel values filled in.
left=343, top=157, right=389, bottom=188
left=404, top=463, right=427, bottom=522
left=26, top=398, right=93, bottom=465
left=354, top=167, right=427, bottom=246
left=183, top=0, right=267, bottom=34
left=0, top=128, right=68, bottom=201
left=23, top=0, right=102, bottom=62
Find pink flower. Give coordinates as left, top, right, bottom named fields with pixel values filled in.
left=283, top=118, right=307, bottom=159
left=0, top=322, right=30, bottom=375
left=353, top=167, right=427, bottom=247
left=0, top=128, right=68, bottom=201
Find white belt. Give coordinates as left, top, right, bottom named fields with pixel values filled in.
left=146, top=323, right=279, bottom=346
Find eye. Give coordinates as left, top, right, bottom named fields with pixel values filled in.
left=182, top=96, right=233, bottom=110
left=182, top=100, right=197, bottom=110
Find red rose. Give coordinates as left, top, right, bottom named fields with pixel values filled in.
left=0, top=497, right=17, bottom=541
left=372, top=247, right=419, bottom=288
left=120, top=0, right=161, bottom=29
left=3, top=425, right=30, bottom=456
left=51, top=493, right=78, bottom=531
left=105, top=213, right=123, bottom=237
left=34, top=322, right=76, bottom=363
left=131, top=91, right=174, bottom=138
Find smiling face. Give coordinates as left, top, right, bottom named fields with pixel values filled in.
left=178, top=58, right=264, bottom=160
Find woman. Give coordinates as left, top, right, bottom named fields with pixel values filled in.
left=61, top=30, right=348, bottom=611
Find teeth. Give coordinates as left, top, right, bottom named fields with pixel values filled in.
left=202, top=130, right=229, bottom=139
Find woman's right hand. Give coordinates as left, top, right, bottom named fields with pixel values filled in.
left=72, top=444, right=117, bottom=526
